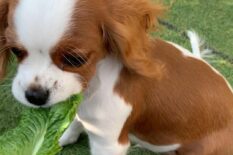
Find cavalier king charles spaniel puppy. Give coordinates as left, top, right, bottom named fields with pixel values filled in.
left=1, top=0, right=233, bottom=155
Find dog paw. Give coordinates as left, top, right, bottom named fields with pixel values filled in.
left=59, top=131, right=80, bottom=146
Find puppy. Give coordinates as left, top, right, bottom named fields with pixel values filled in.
left=1, top=0, right=233, bottom=155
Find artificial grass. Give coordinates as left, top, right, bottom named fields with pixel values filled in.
left=0, top=0, right=232, bottom=155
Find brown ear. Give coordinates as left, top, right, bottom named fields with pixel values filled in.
left=102, top=0, right=164, bottom=77
left=0, top=0, right=10, bottom=80
left=138, top=1, right=164, bottom=32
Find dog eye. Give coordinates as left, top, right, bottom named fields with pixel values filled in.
left=11, top=47, right=26, bottom=60
left=61, top=53, right=87, bottom=68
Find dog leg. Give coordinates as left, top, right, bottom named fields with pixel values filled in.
left=88, top=134, right=130, bottom=155
left=59, top=118, right=84, bottom=146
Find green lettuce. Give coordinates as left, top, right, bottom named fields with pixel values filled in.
left=0, top=94, right=83, bottom=155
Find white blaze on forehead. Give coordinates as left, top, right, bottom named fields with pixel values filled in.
left=14, top=0, right=76, bottom=51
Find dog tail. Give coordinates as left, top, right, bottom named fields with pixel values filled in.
left=187, top=30, right=212, bottom=58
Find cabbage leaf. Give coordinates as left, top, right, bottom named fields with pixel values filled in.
left=0, top=94, right=82, bottom=155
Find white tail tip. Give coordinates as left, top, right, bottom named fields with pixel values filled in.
left=187, top=31, right=202, bottom=58
left=187, top=30, right=212, bottom=59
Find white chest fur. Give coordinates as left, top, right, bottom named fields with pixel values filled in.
left=78, top=57, right=132, bottom=155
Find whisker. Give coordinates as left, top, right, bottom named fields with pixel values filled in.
left=72, top=53, right=93, bottom=79
left=76, top=52, right=89, bottom=65
left=66, top=47, right=94, bottom=98
left=65, top=47, right=92, bottom=76
left=68, top=52, right=88, bottom=66
left=66, top=46, right=89, bottom=65
left=62, top=46, right=93, bottom=97
left=66, top=47, right=91, bottom=73
left=62, top=54, right=76, bottom=67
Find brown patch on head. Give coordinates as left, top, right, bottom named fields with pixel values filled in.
left=50, top=0, right=107, bottom=89
left=51, top=41, right=102, bottom=89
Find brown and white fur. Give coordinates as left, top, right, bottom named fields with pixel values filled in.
left=1, top=0, right=233, bottom=155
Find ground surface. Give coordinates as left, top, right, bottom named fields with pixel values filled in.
left=0, top=0, right=232, bottom=154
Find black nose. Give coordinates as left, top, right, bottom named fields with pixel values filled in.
left=25, top=87, right=49, bottom=106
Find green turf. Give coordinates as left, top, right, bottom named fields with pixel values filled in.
left=0, top=0, right=233, bottom=154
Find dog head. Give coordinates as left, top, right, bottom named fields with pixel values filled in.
left=0, top=0, right=163, bottom=107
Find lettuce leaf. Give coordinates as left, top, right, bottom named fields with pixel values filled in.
left=0, top=94, right=83, bottom=155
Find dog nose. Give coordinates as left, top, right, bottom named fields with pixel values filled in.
left=25, top=87, right=49, bottom=106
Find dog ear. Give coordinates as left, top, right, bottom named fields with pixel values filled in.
left=102, top=0, right=164, bottom=78
left=0, top=0, right=10, bottom=80
left=141, top=4, right=164, bottom=32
